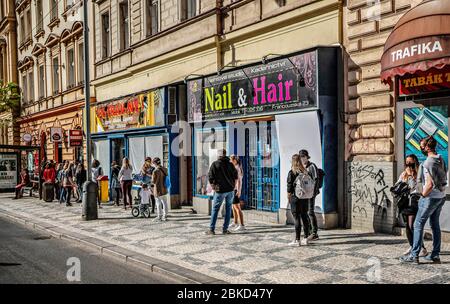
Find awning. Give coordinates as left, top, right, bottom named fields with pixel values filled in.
left=380, top=0, right=450, bottom=83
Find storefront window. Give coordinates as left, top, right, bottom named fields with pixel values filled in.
left=93, top=140, right=110, bottom=178
left=128, top=135, right=165, bottom=174
left=194, top=128, right=227, bottom=196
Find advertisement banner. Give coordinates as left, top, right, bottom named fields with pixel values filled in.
left=68, top=129, right=83, bottom=147
left=188, top=50, right=318, bottom=122
left=404, top=106, right=449, bottom=167
left=93, top=88, right=165, bottom=133
left=50, top=127, right=63, bottom=143
left=399, top=66, right=450, bottom=95
left=0, top=154, right=18, bottom=189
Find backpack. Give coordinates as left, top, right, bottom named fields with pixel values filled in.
left=294, top=171, right=315, bottom=199
left=316, top=168, right=325, bottom=189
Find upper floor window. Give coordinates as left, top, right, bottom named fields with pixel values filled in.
left=78, top=42, right=84, bottom=85
left=50, top=0, right=58, bottom=22
left=22, top=74, right=28, bottom=104
left=36, top=0, right=44, bottom=32
left=180, top=0, right=198, bottom=21
left=101, top=12, right=110, bottom=58
left=145, top=0, right=159, bottom=37
left=20, top=15, right=26, bottom=43
left=67, top=48, right=75, bottom=88
left=28, top=70, right=34, bottom=102
left=119, top=1, right=129, bottom=50
left=26, top=9, right=32, bottom=38
left=52, top=57, right=59, bottom=94
left=38, top=65, right=45, bottom=99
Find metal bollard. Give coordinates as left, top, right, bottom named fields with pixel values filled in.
left=82, top=181, right=98, bottom=221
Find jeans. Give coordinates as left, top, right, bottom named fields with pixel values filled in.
left=411, top=197, right=446, bottom=258
left=155, top=195, right=168, bottom=219
left=209, top=191, right=234, bottom=232
left=291, top=196, right=311, bottom=240
left=59, top=187, right=66, bottom=203
left=308, top=195, right=318, bottom=235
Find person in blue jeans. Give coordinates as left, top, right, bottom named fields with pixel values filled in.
left=205, top=149, right=238, bottom=235
left=401, top=136, right=447, bottom=264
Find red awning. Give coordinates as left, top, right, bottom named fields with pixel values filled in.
left=380, top=0, right=450, bottom=83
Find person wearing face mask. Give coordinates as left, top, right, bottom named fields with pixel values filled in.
left=396, top=154, right=427, bottom=257
left=401, top=136, right=447, bottom=264
left=299, top=150, right=319, bottom=241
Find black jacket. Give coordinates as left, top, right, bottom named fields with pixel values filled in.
left=208, top=156, right=238, bottom=194
left=287, top=170, right=299, bottom=194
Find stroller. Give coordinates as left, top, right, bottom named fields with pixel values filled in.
left=131, top=173, right=151, bottom=218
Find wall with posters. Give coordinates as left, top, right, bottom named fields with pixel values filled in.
left=0, top=153, right=18, bottom=189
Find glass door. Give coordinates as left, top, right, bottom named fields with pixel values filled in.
left=111, top=137, right=125, bottom=166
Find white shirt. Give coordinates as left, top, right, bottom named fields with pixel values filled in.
left=140, top=189, right=152, bottom=204
left=423, top=166, right=446, bottom=199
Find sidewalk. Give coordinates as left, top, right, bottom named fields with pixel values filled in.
left=0, top=193, right=449, bottom=284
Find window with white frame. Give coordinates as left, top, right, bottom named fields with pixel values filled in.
left=36, top=0, right=44, bottom=32
left=78, top=42, right=84, bottom=84
left=145, top=0, right=159, bottom=37
left=38, top=65, right=45, bottom=99
left=101, top=12, right=110, bottom=58
left=119, top=1, right=129, bottom=50
left=67, top=48, right=75, bottom=88
left=52, top=57, right=59, bottom=94
left=28, top=70, right=34, bottom=102
left=180, top=0, right=198, bottom=21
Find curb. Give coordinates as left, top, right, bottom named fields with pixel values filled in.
left=0, top=210, right=226, bottom=285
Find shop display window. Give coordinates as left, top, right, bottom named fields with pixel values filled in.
left=194, top=128, right=227, bottom=196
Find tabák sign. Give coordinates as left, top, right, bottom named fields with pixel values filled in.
left=187, top=50, right=318, bottom=122
left=399, top=66, right=450, bottom=95
left=68, top=130, right=83, bottom=147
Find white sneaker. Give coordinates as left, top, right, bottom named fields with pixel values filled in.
left=234, top=225, right=246, bottom=232
left=288, top=240, right=300, bottom=247
left=419, top=247, right=428, bottom=257
left=229, top=223, right=238, bottom=229
left=403, top=247, right=412, bottom=256
left=153, top=217, right=161, bottom=222
left=300, top=238, right=309, bottom=246
left=161, top=217, right=167, bottom=222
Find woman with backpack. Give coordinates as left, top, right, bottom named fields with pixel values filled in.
left=119, top=158, right=133, bottom=210
left=287, top=154, right=315, bottom=246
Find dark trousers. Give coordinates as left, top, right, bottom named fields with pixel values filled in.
left=65, top=187, right=72, bottom=205
left=290, top=196, right=310, bottom=240
left=114, top=188, right=121, bottom=205
left=308, top=195, right=318, bottom=235
left=151, top=195, right=156, bottom=212
left=121, top=180, right=133, bottom=206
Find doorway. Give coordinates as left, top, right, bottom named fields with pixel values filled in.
left=243, top=122, right=280, bottom=212
left=111, top=137, right=125, bottom=165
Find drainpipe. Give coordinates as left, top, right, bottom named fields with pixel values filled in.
left=215, top=0, right=224, bottom=71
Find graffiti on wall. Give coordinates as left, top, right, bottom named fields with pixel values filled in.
left=347, top=162, right=394, bottom=230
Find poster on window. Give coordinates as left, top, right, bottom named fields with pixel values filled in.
left=404, top=106, right=449, bottom=167
left=0, top=154, right=18, bottom=189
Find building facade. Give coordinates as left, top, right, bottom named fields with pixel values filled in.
left=344, top=0, right=450, bottom=237
left=16, top=0, right=88, bottom=173
left=90, top=0, right=344, bottom=225
left=0, top=0, right=19, bottom=146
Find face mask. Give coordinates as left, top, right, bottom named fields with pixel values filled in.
left=421, top=147, right=428, bottom=156
left=405, top=163, right=415, bottom=169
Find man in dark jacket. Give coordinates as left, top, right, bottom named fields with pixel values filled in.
left=206, top=149, right=238, bottom=235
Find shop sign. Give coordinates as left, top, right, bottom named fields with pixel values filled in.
left=93, top=89, right=165, bottom=133
left=188, top=51, right=318, bottom=122
left=399, top=66, right=450, bottom=95
left=23, top=133, right=32, bottom=143
left=68, top=129, right=83, bottom=147
left=50, top=127, right=63, bottom=143
left=381, top=36, right=450, bottom=71
left=0, top=153, right=18, bottom=189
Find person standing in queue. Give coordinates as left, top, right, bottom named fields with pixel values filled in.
left=119, top=158, right=134, bottom=210
left=152, top=157, right=169, bottom=222
left=91, top=159, right=103, bottom=209
left=111, top=161, right=121, bottom=206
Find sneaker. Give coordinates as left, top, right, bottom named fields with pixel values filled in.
left=66, top=203, right=72, bottom=207
left=288, top=239, right=300, bottom=247
left=229, top=223, right=238, bottom=229
left=403, top=247, right=412, bottom=256
left=307, top=234, right=318, bottom=242
left=222, top=230, right=232, bottom=235
left=399, top=255, right=419, bottom=264
left=205, top=230, right=215, bottom=235
left=161, top=217, right=167, bottom=222
left=153, top=217, right=161, bottom=222
left=419, top=248, right=428, bottom=257
left=300, top=238, right=309, bottom=246
left=423, top=255, right=441, bottom=264
left=234, top=225, right=246, bottom=232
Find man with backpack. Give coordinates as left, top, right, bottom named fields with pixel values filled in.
left=299, top=149, right=324, bottom=241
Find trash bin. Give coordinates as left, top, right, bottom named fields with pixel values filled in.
left=97, top=175, right=109, bottom=203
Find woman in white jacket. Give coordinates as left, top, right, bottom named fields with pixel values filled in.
left=119, top=158, right=134, bottom=209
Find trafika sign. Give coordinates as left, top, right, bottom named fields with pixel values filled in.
left=50, top=127, right=63, bottom=143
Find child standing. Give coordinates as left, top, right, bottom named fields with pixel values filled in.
left=140, top=183, right=152, bottom=217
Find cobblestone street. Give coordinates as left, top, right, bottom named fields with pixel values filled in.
left=1, top=193, right=449, bottom=284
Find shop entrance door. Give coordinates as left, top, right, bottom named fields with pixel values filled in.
left=245, top=123, right=280, bottom=212
left=111, top=137, right=125, bottom=165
